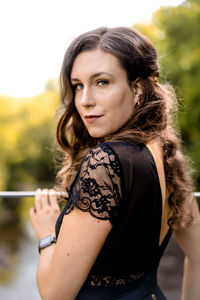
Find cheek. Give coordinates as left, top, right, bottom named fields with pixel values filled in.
left=112, top=97, right=134, bottom=126
left=110, top=89, right=134, bottom=113
left=103, top=87, right=124, bottom=109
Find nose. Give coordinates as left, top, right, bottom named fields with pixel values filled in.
left=80, top=87, right=95, bottom=107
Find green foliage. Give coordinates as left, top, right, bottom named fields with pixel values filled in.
left=135, top=0, right=200, bottom=190
left=0, top=90, right=59, bottom=220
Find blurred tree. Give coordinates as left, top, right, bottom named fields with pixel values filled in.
left=136, top=0, right=200, bottom=190
left=0, top=90, right=59, bottom=221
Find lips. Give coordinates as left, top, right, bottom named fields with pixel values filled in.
left=85, top=115, right=102, bottom=123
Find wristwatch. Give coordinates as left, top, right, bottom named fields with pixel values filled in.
left=39, top=235, right=56, bottom=253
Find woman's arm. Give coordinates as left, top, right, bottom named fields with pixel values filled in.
left=30, top=188, right=112, bottom=300
left=36, top=204, right=112, bottom=300
left=30, top=189, right=112, bottom=300
left=173, top=200, right=200, bottom=300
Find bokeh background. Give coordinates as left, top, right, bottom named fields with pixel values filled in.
left=0, top=0, right=199, bottom=299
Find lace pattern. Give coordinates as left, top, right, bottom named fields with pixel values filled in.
left=64, top=144, right=122, bottom=223
left=85, top=272, right=145, bottom=287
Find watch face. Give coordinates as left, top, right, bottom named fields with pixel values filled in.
left=39, top=235, right=56, bottom=248
left=40, top=235, right=53, bottom=247
left=39, top=235, right=56, bottom=253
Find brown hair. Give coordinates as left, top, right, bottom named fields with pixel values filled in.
left=56, top=27, right=195, bottom=229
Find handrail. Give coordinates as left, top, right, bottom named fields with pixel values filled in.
left=0, top=191, right=199, bottom=198
left=0, top=191, right=68, bottom=198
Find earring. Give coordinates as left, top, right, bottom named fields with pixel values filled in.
left=136, top=101, right=140, bottom=106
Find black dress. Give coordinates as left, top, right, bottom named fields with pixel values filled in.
left=55, top=141, right=172, bottom=299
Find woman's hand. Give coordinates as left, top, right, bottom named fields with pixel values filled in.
left=29, top=189, right=61, bottom=240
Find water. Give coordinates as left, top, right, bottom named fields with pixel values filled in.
left=0, top=222, right=40, bottom=300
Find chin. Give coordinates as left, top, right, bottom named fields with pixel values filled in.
left=88, top=130, right=107, bottom=139
left=89, top=133, right=104, bottom=139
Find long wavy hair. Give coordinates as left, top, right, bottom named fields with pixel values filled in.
left=55, top=26, right=195, bottom=229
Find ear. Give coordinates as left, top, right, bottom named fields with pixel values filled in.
left=130, top=79, right=142, bottom=105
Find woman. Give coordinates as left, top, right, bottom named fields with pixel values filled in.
left=29, top=27, right=200, bottom=300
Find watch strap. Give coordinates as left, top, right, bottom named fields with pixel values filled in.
left=39, top=234, right=56, bottom=253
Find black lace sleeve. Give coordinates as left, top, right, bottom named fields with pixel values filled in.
left=64, top=144, right=122, bottom=224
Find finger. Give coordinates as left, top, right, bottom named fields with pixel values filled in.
left=35, top=188, right=42, bottom=210
left=60, top=191, right=69, bottom=199
left=41, top=189, right=49, bottom=207
left=29, top=207, right=36, bottom=222
left=49, top=189, right=60, bottom=210
left=29, top=207, right=36, bottom=216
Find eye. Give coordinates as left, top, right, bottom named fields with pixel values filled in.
left=73, top=83, right=83, bottom=90
left=97, top=80, right=109, bottom=87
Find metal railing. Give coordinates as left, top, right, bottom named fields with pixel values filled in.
left=0, top=191, right=68, bottom=198
left=0, top=191, right=199, bottom=198
left=194, top=192, right=200, bottom=198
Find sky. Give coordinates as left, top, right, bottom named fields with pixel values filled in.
left=0, top=0, right=183, bottom=97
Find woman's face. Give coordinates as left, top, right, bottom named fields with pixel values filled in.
left=71, top=49, right=139, bottom=138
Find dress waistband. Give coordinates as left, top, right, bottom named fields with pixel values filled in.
left=76, top=267, right=166, bottom=299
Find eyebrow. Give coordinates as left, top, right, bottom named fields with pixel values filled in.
left=71, top=72, right=114, bottom=82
